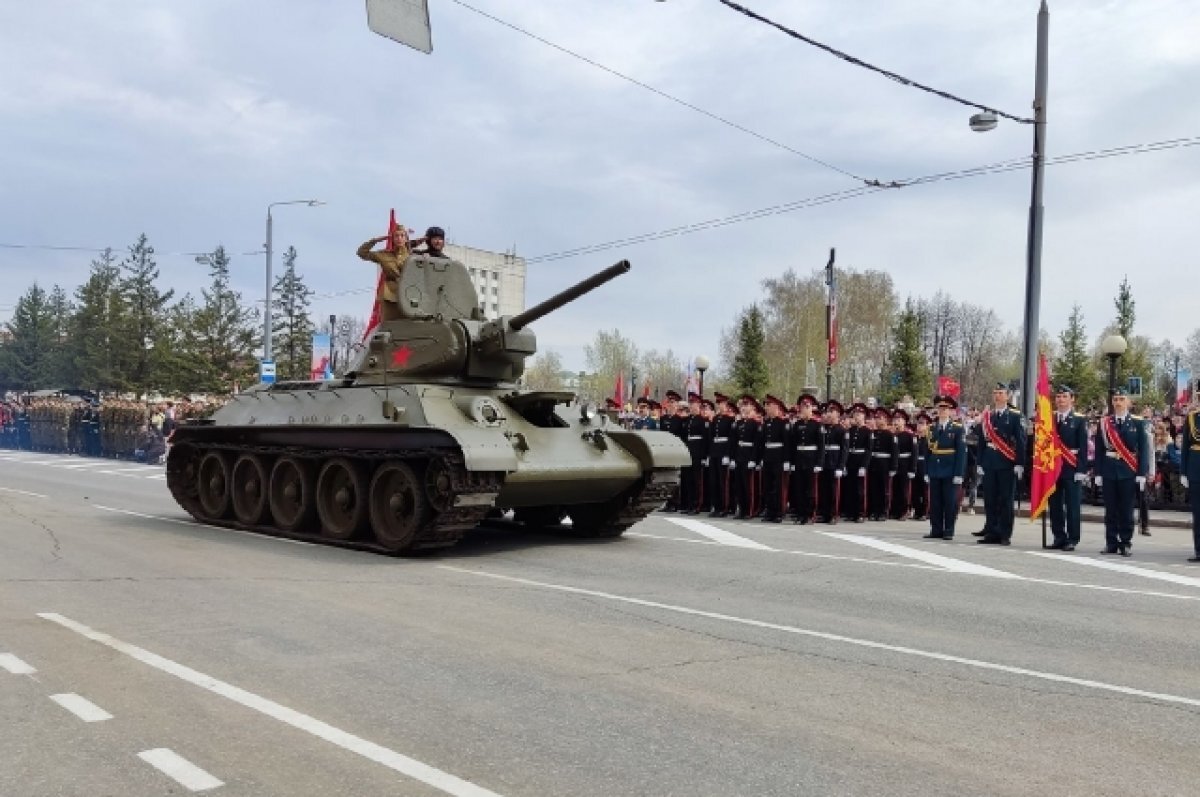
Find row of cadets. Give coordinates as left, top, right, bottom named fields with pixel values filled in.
left=923, top=395, right=968, bottom=539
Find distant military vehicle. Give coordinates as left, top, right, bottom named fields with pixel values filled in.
left=166, top=255, right=689, bottom=553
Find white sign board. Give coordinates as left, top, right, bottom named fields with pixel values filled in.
left=260, top=360, right=276, bottom=385
left=366, top=0, right=432, bottom=54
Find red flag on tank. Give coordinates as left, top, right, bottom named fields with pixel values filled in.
left=361, top=209, right=398, bottom=342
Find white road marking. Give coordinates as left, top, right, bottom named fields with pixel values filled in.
left=93, top=505, right=312, bottom=546
left=0, top=653, right=36, bottom=674
left=59, top=461, right=114, bottom=470
left=40, top=613, right=504, bottom=797
left=440, top=566, right=1200, bottom=709
left=50, top=693, right=113, bottom=722
left=137, top=748, right=223, bottom=792
left=0, top=486, right=48, bottom=499
left=1028, top=552, right=1200, bottom=589
left=15, top=459, right=68, bottom=466
left=99, top=466, right=160, bottom=474
left=147, top=473, right=167, bottom=480
left=628, top=532, right=941, bottom=571
left=822, top=532, right=1021, bottom=578
left=663, top=517, right=773, bottom=550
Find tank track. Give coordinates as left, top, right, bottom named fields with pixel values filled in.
left=166, top=440, right=504, bottom=554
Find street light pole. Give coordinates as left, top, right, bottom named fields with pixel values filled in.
left=263, top=200, right=324, bottom=374
left=1101, top=334, right=1128, bottom=414
left=1020, top=0, right=1050, bottom=420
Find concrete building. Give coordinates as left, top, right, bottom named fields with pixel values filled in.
left=445, top=243, right=526, bottom=321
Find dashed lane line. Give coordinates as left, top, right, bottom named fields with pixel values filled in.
left=0, top=486, right=48, bottom=499
left=0, top=653, right=37, bottom=674
left=439, top=565, right=1200, bottom=710
left=137, top=748, right=223, bottom=793
left=1028, top=552, right=1200, bottom=590
left=662, top=516, right=773, bottom=550
left=40, top=613, right=505, bottom=797
left=50, top=693, right=113, bottom=722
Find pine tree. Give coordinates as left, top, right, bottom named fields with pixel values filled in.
left=45, top=284, right=73, bottom=386
left=1052, top=304, right=1101, bottom=410
left=884, top=300, right=932, bottom=404
left=1099, top=277, right=1158, bottom=407
left=731, top=305, right=769, bottom=396
left=271, top=246, right=315, bottom=381
left=68, top=250, right=128, bottom=392
left=193, top=246, right=260, bottom=391
left=2, top=283, right=56, bottom=390
left=117, top=234, right=175, bottom=394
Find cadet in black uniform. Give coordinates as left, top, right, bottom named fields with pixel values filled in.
left=890, top=410, right=917, bottom=519
left=1047, top=385, right=1087, bottom=551
left=975, top=383, right=1027, bottom=544
left=866, top=408, right=896, bottom=521
left=843, top=404, right=871, bottom=522
left=789, top=394, right=825, bottom=523
left=1091, top=388, right=1149, bottom=556
left=732, top=395, right=763, bottom=519
left=911, top=411, right=932, bottom=521
left=817, top=401, right=848, bottom=523
left=681, top=393, right=710, bottom=514
left=708, top=393, right=737, bottom=517
left=759, top=395, right=790, bottom=523
left=659, top=390, right=685, bottom=512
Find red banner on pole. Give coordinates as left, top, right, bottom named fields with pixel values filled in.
left=614, top=372, right=625, bottom=407
left=361, top=209, right=397, bottom=343
left=936, top=375, right=961, bottom=398
left=1030, top=353, right=1062, bottom=520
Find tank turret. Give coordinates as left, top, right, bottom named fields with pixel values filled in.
left=351, top=257, right=630, bottom=386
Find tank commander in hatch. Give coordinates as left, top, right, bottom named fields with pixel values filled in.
left=356, top=223, right=411, bottom=322
left=410, top=225, right=449, bottom=258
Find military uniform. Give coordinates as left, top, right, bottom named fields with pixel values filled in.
left=890, top=411, right=917, bottom=519
left=681, top=396, right=711, bottom=514
left=788, top=394, right=825, bottom=523
left=866, top=410, right=896, bottom=521
left=357, top=233, right=411, bottom=323
left=1048, top=387, right=1088, bottom=550
left=759, top=396, right=789, bottom=522
left=732, top=397, right=763, bottom=519
left=911, top=414, right=932, bottom=521
left=843, top=406, right=871, bottom=522
left=1180, top=409, right=1200, bottom=562
left=976, top=389, right=1027, bottom=544
left=925, top=398, right=967, bottom=539
left=707, top=394, right=736, bottom=517
left=1091, top=396, right=1149, bottom=555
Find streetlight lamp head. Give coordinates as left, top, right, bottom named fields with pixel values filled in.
left=694, top=355, right=710, bottom=372
left=1101, top=334, right=1128, bottom=358
left=969, top=111, right=998, bottom=132
left=306, top=200, right=326, bottom=207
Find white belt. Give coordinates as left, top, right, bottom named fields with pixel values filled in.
left=688, top=435, right=704, bottom=440
left=897, top=453, right=912, bottom=458
left=1105, top=451, right=1121, bottom=458
left=848, top=449, right=865, bottom=454
left=713, top=437, right=729, bottom=442
left=795, top=445, right=818, bottom=451
left=738, top=442, right=756, bottom=447
left=825, top=445, right=841, bottom=451
left=871, top=452, right=891, bottom=458
left=765, top=442, right=784, bottom=448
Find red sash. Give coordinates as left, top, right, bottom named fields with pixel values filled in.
left=1058, top=414, right=1078, bottom=468
left=1101, top=416, right=1139, bottom=474
left=981, top=410, right=1017, bottom=462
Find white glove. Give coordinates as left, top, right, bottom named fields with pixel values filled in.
left=1014, top=466, right=1024, bottom=478
left=907, top=472, right=915, bottom=479
left=1074, top=473, right=1087, bottom=483
left=813, top=466, right=822, bottom=473
left=1136, top=476, right=1146, bottom=489
left=834, top=469, right=843, bottom=478
left=977, top=466, right=984, bottom=476
left=952, top=476, right=963, bottom=485
left=888, top=471, right=896, bottom=478
left=1183, top=476, right=1190, bottom=488
left=721, top=456, right=730, bottom=466
left=728, top=460, right=736, bottom=470
left=783, top=462, right=791, bottom=472
left=1094, top=476, right=1102, bottom=487
left=858, top=468, right=866, bottom=477
left=702, top=458, right=709, bottom=467
left=748, top=461, right=756, bottom=469
left=924, top=475, right=930, bottom=483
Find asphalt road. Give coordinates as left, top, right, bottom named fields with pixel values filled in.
left=2, top=449, right=1199, bottom=796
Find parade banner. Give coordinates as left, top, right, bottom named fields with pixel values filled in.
left=826, top=249, right=838, bottom=366
left=1178, top=367, right=1192, bottom=407
left=613, top=371, right=625, bottom=407
left=1030, top=353, right=1061, bottom=520
left=936, top=375, right=961, bottom=399
left=311, top=333, right=333, bottom=380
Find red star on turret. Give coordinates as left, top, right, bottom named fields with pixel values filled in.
left=391, top=345, right=414, bottom=368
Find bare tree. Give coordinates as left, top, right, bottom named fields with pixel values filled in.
left=524, top=350, right=565, bottom=391
left=639, top=348, right=685, bottom=400
left=584, top=329, right=638, bottom=403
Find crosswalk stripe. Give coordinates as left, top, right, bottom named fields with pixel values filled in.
left=663, top=517, right=774, bottom=550
left=1027, top=552, right=1200, bottom=589
left=822, top=532, right=1021, bottom=578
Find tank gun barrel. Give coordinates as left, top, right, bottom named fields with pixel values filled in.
left=508, top=260, right=630, bottom=331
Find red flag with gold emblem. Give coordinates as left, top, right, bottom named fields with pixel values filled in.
left=1030, top=353, right=1062, bottom=520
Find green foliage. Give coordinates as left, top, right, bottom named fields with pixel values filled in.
left=1052, top=304, right=1101, bottom=410
left=117, top=234, right=175, bottom=394
left=271, top=246, right=315, bottom=381
left=731, top=304, right=769, bottom=396
left=1, top=283, right=56, bottom=390
left=192, top=246, right=260, bottom=391
left=66, top=250, right=127, bottom=392
left=883, top=300, right=932, bottom=404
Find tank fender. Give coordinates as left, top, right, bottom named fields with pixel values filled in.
left=605, top=429, right=691, bottom=470
left=437, top=426, right=519, bottom=472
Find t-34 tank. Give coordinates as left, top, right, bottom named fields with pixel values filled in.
left=166, top=255, right=689, bottom=553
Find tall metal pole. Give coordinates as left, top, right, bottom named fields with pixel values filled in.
left=1020, top=0, right=1049, bottom=419
left=264, top=209, right=274, bottom=364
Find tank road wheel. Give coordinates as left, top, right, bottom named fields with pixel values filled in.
left=166, top=443, right=204, bottom=518
left=197, top=451, right=233, bottom=519
left=369, top=462, right=429, bottom=552
left=317, top=458, right=370, bottom=540
left=231, top=454, right=271, bottom=526
left=424, top=457, right=455, bottom=514
left=567, top=501, right=627, bottom=538
left=269, top=457, right=317, bottom=533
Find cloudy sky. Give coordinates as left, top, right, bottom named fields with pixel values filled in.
left=2, top=0, right=1198, bottom=373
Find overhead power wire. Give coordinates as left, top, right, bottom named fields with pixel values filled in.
left=713, top=0, right=1034, bottom=125
left=446, top=0, right=867, bottom=183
